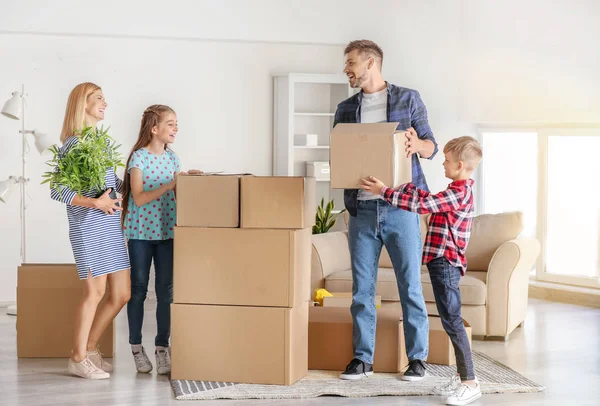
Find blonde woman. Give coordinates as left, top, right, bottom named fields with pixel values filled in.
left=51, top=82, right=130, bottom=379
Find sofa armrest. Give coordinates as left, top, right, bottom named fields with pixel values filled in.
left=486, top=237, right=541, bottom=337
left=311, top=231, right=351, bottom=297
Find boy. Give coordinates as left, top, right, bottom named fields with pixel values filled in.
left=360, top=136, right=483, bottom=406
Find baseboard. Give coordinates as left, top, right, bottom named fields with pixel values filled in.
left=529, top=280, right=600, bottom=308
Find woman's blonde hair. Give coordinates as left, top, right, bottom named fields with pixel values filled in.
left=60, top=82, right=102, bottom=143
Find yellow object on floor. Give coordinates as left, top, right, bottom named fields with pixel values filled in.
left=314, top=288, right=333, bottom=306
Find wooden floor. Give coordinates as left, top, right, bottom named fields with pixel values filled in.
left=1, top=298, right=599, bottom=406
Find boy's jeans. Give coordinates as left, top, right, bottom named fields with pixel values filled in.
left=127, top=239, right=174, bottom=348
left=348, top=199, right=429, bottom=364
left=427, top=257, right=475, bottom=380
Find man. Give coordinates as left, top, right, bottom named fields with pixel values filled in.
left=334, top=39, right=438, bottom=381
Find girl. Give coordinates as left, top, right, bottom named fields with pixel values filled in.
left=52, top=82, right=131, bottom=380
left=121, top=105, right=190, bottom=374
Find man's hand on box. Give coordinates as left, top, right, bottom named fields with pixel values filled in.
left=360, top=176, right=386, bottom=196
left=404, top=127, right=424, bottom=158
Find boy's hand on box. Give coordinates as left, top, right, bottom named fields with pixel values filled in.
left=360, top=176, right=386, bottom=195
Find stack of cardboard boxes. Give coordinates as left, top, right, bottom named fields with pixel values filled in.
left=171, top=174, right=315, bottom=385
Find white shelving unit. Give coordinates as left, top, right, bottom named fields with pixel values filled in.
left=273, top=73, right=354, bottom=214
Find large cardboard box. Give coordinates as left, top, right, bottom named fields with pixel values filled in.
left=322, top=292, right=382, bottom=308
left=330, top=122, right=412, bottom=189
left=171, top=302, right=309, bottom=385
left=241, top=176, right=316, bottom=229
left=308, top=306, right=407, bottom=373
left=174, top=227, right=311, bottom=307
left=177, top=174, right=242, bottom=227
left=17, top=264, right=114, bottom=358
left=428, top=316, right=472, bottom=366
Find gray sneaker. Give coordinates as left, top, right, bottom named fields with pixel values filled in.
left=155, top=348, right=171, bottom=375
left=132, top=346, right=153, bottom=373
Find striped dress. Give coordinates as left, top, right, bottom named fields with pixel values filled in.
left=51, top=136, right=130, bottom=279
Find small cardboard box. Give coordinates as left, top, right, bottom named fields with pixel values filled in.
left=241, top=176, right=316, bottom=229
left=330, top=122, right=412, bottom=189
left=174, top=227, right=311, bottom=307
left=17, top=264, right=114, bottom=358
left=176, top=174, right=243, bottom=227
left=428, top=316, right=472, bottom=366
left=322, top=292, right=382, bottom=308
left=306, top=161, right=330, bottom=180
left=171, top=302, right=309, bottom=385
left=308, top=306, right=407, bottom=373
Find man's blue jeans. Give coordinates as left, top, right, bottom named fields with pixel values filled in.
left=348, top=199, right=429, bottom=364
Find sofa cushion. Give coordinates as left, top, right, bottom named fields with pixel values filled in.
left=421, top=270, right=487, bottom=305
left=466, top=212, right=523, bottom=271
left=325, top=268, right=487, bottom=305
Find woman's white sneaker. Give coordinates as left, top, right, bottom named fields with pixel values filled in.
left=446, top=382, right=482, bottom=406
left=132, top=346, right=153, bottom=373
left=433, top=375, right=461, bottom=396
left=68, top=356, right=110, bottom=380
left=87, top=346, right=113, bottom=372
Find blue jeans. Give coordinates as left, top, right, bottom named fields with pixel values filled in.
left=427, top=257, right=475, bottom=380
left=348, top=199, right=429, bottom=364
left=127, top=239, right=173, bottom=348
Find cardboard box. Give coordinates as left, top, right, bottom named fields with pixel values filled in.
left=171, top=302, right=309, bottom=385
left=428, top=316, right=472, bottom=366
left=330, top=122, right=412, bottom=189
left=176, top=174, right=242, bottom=227
left=322, top=292, right=382, bottom=308
left=241, top=176, right=316, bottom=229
left=308, top=306, right=407, bottom=373
left=174, top=227, right=311, bottom=307
left=17, top=264, right=114, bottom=358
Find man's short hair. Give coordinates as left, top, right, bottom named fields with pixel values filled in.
left=344, top=40, right=384, bottom=69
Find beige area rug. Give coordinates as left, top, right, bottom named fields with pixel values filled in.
left=170, top=351, right=544, bottom=400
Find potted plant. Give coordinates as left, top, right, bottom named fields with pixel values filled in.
left=42, top=126, right=125, bottom=200
left=312, top=198, right=346, bottom=234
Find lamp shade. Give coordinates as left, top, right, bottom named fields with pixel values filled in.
left=0, top=177, right=16, bottom=203
left=32, top=129, right=53, bottom=153
left=1, top=91, right=22, bottom=120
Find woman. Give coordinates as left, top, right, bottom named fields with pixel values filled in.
left=51, top=82, right=130, bottom=379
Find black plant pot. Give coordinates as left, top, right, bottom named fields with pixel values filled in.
left=96, top=188, right=120, bottom=207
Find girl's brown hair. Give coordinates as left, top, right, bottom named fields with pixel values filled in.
left=121, top=104, right=175, bottom=224
left=60, top=82, right=102, bottom=143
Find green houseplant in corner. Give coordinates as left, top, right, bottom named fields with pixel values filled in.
left=42, top=125, right=125, bottom=200
left=313, top=198, right=346, bottom=234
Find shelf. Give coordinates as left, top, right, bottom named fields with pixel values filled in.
left=294, top=112, right=335, bottom=117
left=316, top=179, right=330, bottom=182
left=294, top=145, right=329, bottom=149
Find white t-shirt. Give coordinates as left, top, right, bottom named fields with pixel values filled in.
left=358, top=88, right=387, bottom=200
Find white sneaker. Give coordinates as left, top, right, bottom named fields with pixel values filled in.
left=446, top=382, right=482, bottom=405
left=87, top=346, right=113, bottom=372
left=68, top=356, right=110, bottom=380
left=155, top=347, right=171, bottom=375
left=132, top=346, right=153, bottom=373
left=433, top=375, right=461, bottom=396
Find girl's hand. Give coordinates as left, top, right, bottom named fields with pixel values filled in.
left=95, top=189, right=123, bottom=215
left=360, top=176, right=386, bottom=195
left=186, top=169, right=203, bottom=175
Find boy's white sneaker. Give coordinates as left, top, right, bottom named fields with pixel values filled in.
left=132, top=346, right=153, bottom=373
left=433, top=375, right=461, bottom=396
left=68, top=356, right=110, bottom=380
left=87, top=346, right=113, bottom=372
left=155, top=347, right=171, bottom=375
left=446, top=382, right=482, bottom=405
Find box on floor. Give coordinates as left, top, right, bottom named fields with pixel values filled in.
left=174, top=227, right=312, bottom=307
left=308, top=306, right=407, bottom=373
left=17, top=264, right=114, bottom=358
left=330, top=122, right=411, bottom=189
left=428, top=315, right=472, bottom=366
left=171, top=302, right=309, bottom=385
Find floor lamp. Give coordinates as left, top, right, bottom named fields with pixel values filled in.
left=1, top=85, right=54, bottom=316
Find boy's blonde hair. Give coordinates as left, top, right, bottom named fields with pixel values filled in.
left=443, top=136, right=483, bottom=170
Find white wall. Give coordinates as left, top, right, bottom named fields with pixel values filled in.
left=0, top=0, right=598, bottom=302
